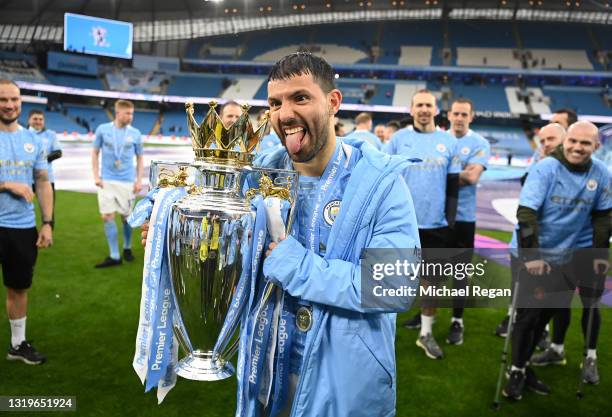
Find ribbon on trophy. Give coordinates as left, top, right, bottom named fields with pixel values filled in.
left=128, top=186, right=187, bottom=404
left=233, top=195, right=295, bottom=416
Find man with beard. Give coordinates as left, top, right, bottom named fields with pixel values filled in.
left=374, top=123, right=386, bottom=144
left=27, top=109, right=62, bottom=223
left=385, top=89, right=461, bottom=359
left=0, top=79, right=53, bottom=365
left=142, top=53, right=421, bottom=416
left=446, top=98, right=490, bottom=345
left=503, top=121, right=611, bottom=401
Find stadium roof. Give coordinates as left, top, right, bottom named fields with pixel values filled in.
left=1, top=0, right=609, bottom=25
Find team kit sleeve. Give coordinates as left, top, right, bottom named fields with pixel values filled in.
left=134, top=130, right=144, bottom=156
left=33, top=134, right=49, bottom=171
left=50, top=131, right=63, bottom=152
left=469, top=139, right=490, bottom=169
left=93, top=125, right=104, bottom=149
left=448, top=139, right=462, bottom=175
left=518, top=160, right=552, bottom=211
left=263, top=176, right=419, bottom=313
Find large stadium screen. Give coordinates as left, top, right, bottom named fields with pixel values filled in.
left=63, top=13, right=133, bottom=59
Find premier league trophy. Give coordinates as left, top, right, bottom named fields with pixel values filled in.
left=150, top=102, right=297, bottom=382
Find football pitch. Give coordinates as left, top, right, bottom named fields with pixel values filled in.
left=0, top=191, right=609, bottom=417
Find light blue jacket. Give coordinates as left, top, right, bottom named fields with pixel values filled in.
left=237, top=138, right=421, bottom=417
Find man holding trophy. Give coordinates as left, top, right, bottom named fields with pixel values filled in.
left=136, top=53, right=420, bottom=417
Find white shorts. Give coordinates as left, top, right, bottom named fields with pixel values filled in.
left=97, top=180, right=135, bottom=217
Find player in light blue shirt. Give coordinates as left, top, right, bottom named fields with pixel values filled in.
left=385, top=89, right=461, bottom=359
left=503, top=121, right=611, bottom=401
left=27, top=109, right=62, bottom=222
left=0, top=79, right=53, bottom=365
left=92, top=100, right=143, bottom=268
left=345, top=112, right=382, bottom=150
left=445, top=98, right=490, bottom=345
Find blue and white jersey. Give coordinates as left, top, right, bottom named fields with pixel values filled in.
left=290, top=143, right=358, bottom=374
left=525, top=148, right=543, bottom=175
left=345, top=129, right=382, bottom=151
left=385, top=127, right=461, bottom=229
left=258, top=131, right=282, bottom=155
left=0, top=127, right=48, bottom=228
left=30, top=128, right=61, bottom=183
left=93, top=122, right=143, bottom=182
left=455, top=129, right=490, bottom=222
left=510, top=157, right=612, bottom=261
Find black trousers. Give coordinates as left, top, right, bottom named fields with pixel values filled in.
left=451, top=221, right=475, bottom=318
left=510, top=256, right=575, bottom=368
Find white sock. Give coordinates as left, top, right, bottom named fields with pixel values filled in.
left=507, top=306, right=513, bottom=316
left=420, top=315, right=434, bottom=336
left=587, top=349, right=597, bottom=360
left=9, top=317, right=26, bottom=348
left=510, top=365, right=525, bottom=374
left=451, top=317, right=463, bottom=327
left=550, top=343, right=564, bottom=355
left=544, top=323, right=550, bottom=332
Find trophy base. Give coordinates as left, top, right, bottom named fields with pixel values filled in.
left=175, top=352, right=235, bottom=381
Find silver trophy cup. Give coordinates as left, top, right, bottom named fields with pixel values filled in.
left=154, top=102, right=296, bottom=381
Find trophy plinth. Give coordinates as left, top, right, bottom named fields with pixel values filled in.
left=175, top=351, right=235, bottom=381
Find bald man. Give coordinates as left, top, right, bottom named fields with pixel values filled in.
left=503, top=121, right=611, bottom=400
left=530, top=122, right=610, bottom=385
left=496, top=123, right=567, bottom=341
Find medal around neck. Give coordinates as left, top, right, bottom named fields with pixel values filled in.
left=152, top=102, right=297, bottom=382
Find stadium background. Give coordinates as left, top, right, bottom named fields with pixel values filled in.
left=0, top=0, right=611, bottom=416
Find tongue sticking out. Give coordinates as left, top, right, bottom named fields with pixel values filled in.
left=285, top=129, right=305, bottom=154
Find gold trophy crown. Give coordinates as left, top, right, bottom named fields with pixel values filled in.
left=186, top=101, right=270, bottom=165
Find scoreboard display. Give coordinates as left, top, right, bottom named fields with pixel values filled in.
left=64, top=13, right=133, bottom=59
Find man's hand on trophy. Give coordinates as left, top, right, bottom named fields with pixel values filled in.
left=141, top=221, right=149, bottom=246
left=265, top=236, right=285, bottom=257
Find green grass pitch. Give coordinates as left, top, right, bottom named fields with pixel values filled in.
left=0, top=191, right=609, bottom=416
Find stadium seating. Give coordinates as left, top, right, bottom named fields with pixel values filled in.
left=451, top=83, right=510, bottom=113
left=544, top=86, right=611, bottom=116
left=64, top=105, right=108, bottom=132
left=398, top=46, right=432, bottom=67
left=456, top=48, right=521, bottom=68
left=20, top=102, right=88, bottom=134
left=523, top=49, right=593, bottom=70
left=448, top=21, right=516, bottom=48
left=187, top=34, right=246, bottom=60
left=105, top=69, right=170, bottom=94
left=518, top=22, right=592, bottom=50
left=166, top=74, right=223, bottom=97
left=221, top=77, right=267, bottom=100
left=132, top=110, right=160, bottom=135
left=392, top=82, right=427, bottom=107
left=45, top=72, right=105, bottom=90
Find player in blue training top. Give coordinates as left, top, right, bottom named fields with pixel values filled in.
left=0, top=79, right=54, bottom=365
left=385, top=89, right=461, bottom=359
left=495, top=123, right=566, bottom=346
left=92, top=100, right=143, bottom=268
left=255, top=108, right=282, bottom=154
left=445, top=98, right=490, bottom=346
left=503, top=121, right=611, bottom=401
left=27, top=109, right=62, bottom=223
left=345, top=112, right=382, bottom=150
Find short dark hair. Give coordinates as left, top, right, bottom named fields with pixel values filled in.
left=386, top=120, right=401, bottom=131
left=268, top=52, right=336, bottom=93
left=553, top=108, right=578, bottom=125
left=28, top=109, right=44, bottom=118
left=451, top=97, right=474, bottom=112
left=220, top=100, right=241, bottom=116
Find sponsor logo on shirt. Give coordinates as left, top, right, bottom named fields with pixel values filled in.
left=586, top=179, right=598, bottom=191
left=323, top=200, right=342, bottom=226
left=23, top=143, right=34, bottom=153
